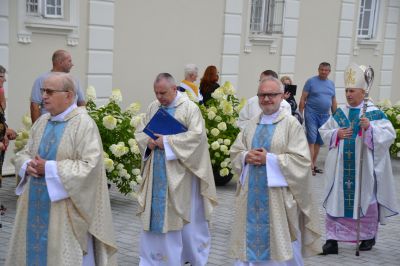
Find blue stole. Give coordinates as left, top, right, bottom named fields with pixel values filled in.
left=150, top=107, right=176, bottom=233
left=333, top=108, right=387, bottom=217
left=246, top=123, right=276, bottom=261
left=26, top=120, right=67, bottom=265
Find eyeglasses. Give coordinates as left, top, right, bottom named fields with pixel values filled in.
left=257, top=92, right=282, bottom=99
left=40, top=88, right=69, bottom=95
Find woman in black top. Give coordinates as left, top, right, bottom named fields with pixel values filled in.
left=200, top=65, right=220, bottom=105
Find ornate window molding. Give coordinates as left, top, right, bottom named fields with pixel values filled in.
left=18, top=0, right=79, bottom=46
left=245, top=0, right=285, bottom=54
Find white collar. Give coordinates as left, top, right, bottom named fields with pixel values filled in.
left=347, top=101, right=364, bottom=109
left=259, top=109, right=281, bottom=124
left=50, top=103, right=78, bottom=121
left=162, top=91, right=181, bottom=108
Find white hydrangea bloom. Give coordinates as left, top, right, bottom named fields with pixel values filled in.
left=211, top=128, right=220, bottom=136
left=217, top=122, right=227, bottom=131
left=104, top=158, right=114, bottom=172
left=86, top=86, right=97, bottom=101
left=110, top=88, right=123, bottom=102
left=103, top=115, right=117, bottom=130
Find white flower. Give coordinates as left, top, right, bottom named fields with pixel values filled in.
left=211, top=128, right=220, bottom=136
left=221, top=81, right=235, bottom=95
left=211, top=159, right=216, bottom=164
left=220, top=168, right=230, bottom=176
left=396, top=143, right=400, bottom=148
left=22, top=114, right=32, bottom=129
left=103, top=115, right=117, bottom=130
left=126, top=102, right=141, bottom=115
left=217, top=138, right=223, bottom=144
left=207, top=111, right=216, bottom=120
left=116, top=163, right=124, bottom=170
left=215, top=116, right=222, bottom=122
left=130, top=144, right=140, bottom=155
left=86, top=86, right=97, bottom=101
left=220, top=161, right=228, bottom=168
left=136, top=175, right=143, bottom=184
left=396, top=114, right=400, bottom=122
left=211, top=88, right=224, bottom=100
left=217, top=122, right=227, bottom=131
left=223, top=139, right=231, bottom=146
left=209, top=106, right=218, bottom=113
left=386, top=110, right=393, bottom=116
left=118, top=168, right=128, bottom=178
left=214, top=152, right=221, bottom=158
left=211, top=141, right=220, bottom=150
left=220, top=145, right=228, bottom=152
left=110, top=88, right=123, bottom=102
left=132, top=168, right=141, bottom=176
left=130, top=114, right=145, bottom=128
left=394, top=101, right=400, bottom=108
left=103, top=151, right=109, bottom=158
left=104, top=158, right=114, bottom=172
left=110, top=143, right=129, bottom=157
left=220, top=100, right=233, bottom=115
left=128, top=138, right=137, bottom=147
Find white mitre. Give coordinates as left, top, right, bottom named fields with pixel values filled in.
left=344, top=63, right=368, bottom=89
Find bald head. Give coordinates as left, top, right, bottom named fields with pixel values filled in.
left=52, top=50, right=73, bottom=73
left=42, top=73, right=76, bottom=116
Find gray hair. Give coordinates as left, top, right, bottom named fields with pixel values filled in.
left=184, top=64, right=198, bottom=79
left=0, top=65, right=6, bottom=74
left=154, top=73, right=176, bottom=88
left=47, top=72, right=77, bottom=96
left=259, top=76, right=284, bottom=93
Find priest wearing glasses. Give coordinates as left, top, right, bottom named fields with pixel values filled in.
left=6, top=72, right=117, bottom=266
left=230, top=77, right=321, bottom=265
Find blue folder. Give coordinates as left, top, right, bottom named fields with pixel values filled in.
left=143, top=108, right=188, bottom=140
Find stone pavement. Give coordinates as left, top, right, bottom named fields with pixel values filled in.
left=1, top=148, right=400, bottom=265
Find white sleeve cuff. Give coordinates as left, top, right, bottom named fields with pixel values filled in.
left=15, top=160, right=31, bottom=195
left=45, top=160, right=69, bottom=202
left=163, top=136, right=177, bottom=161
left=266, top=153, right=288, bottom=187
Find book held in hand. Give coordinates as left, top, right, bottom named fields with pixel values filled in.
left=143, top=108, right=188, bottom=140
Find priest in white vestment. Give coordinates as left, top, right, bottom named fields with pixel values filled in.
left=135, top=73, right=217, bottom=266
left=230, top=77, right=321, bottom=266
left=237, top=70, right=291, bottom=129
left=6, top=73, right=117, bottom=266
left=318, top=63, right=399, bottom=255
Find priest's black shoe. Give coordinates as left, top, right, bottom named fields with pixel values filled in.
left=359, top=238, right=375, bottom=251
left=319, top=239, right=338, bottom=255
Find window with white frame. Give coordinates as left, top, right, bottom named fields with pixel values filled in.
left=250, top=0, right=285, bottom=34
left=357, top=0, right=379, bottom=39
left=25, top=0, right=64, bottom=18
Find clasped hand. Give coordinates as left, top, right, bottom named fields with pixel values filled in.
left=245, top=148, right=267, bottom=166
left=147, top=133, right=164, bottom=150
left=26, top=155, right=46, bottom=178
left=338, top=117, right=370, bottom=139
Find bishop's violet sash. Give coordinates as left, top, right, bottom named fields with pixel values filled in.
left=247, top=123, right=276, bottom=261
left=150, top=107, right=177, bottom=233
left=333, top=107, right=387, bottom=218
left=26, top=121, right=67, bottom=265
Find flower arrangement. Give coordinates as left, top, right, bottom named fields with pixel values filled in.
left=86, top=87, right=143, bottom=195
left=198, top=81, right=246, bottom=185
left=377, top=99, right=400, bottom=158
left=13, top=114, right=32, bottom=154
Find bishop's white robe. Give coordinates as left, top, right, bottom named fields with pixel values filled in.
left=6, top=106, right=117, bottom=266
left=230, top=110, right=321, bottom=265
left=319, top=104, right=399, bottom=240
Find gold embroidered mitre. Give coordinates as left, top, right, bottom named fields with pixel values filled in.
left=344, top=63, right=367, bottom=89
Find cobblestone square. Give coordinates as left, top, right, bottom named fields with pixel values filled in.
left=1, top=148, right=399, bottom=265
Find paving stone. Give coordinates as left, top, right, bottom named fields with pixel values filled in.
left=1, top=147, right=399, bottom=265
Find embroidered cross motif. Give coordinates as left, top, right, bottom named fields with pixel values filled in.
left=345, top=179, right=353, bottom=190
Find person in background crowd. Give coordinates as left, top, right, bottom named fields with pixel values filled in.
left=199, top=65, right=220, bottom=105
left=30, top=50, right=86, bottom=123
left=0, top=65, right=17, bottom=187
left=177, top=63, right=203, bottom=103
left=318, top=63, right=399, bottom=255
left=230, top=76, right=321, bottom=265
left=237, top=70, right=291, bottom=129
left=281, top=75, right=303, bottom=124
left=135, top=73, right=217, bottom=266
left=299, top=62, right=337, bottom=176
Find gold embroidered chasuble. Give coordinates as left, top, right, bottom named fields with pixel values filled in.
left=6, top=107, right=117, bottom=266
left=135, top=94, right=218, bottom=232
left=230, top=113, right=321, bottom=261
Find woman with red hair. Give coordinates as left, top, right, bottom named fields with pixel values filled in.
left=199, top=65, right=220, bottom=105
